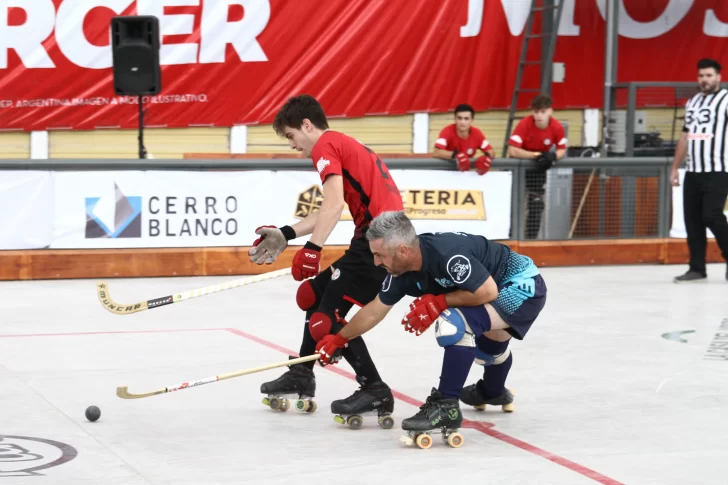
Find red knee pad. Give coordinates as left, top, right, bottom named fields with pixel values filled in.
left=308, top=312, right=332, bottom=342
left=296, top=280, right=317, bottom=311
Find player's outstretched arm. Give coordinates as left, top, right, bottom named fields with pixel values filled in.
left=316, top=295, right=393, bottom=365
left=340, top=295, right=393, bottom=340
left=308, top=175, right=345, bottom=247
left=290, top=209, right=320, bottom=238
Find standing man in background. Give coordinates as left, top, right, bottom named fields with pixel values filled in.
left=433, top=104, right=495, bottom=176
left=670, top=58, right=728, bottom=283
left=507, top=95, right=567, bottom=239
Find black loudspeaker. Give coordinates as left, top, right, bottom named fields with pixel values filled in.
left=111, top=16, right=161, bottom=96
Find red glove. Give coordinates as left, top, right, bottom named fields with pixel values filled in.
left=252, top=225, right=276, bottom=246
left=401, top=294, right=449, bottom=335
left=292, top=242, right=321, bottom=281
left=474, top=155, right=492, bottom=175
left=454, top=152, right=470, bottom=171
left=316, top=333, right=349, bottom=365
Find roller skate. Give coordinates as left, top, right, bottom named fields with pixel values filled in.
left=459, top=380, right=515, bottom=412
left=331, top=377, right=395, bottom=430
left=260, top=356, right=317, bottom=413
left=399, top=388, right=464, bottom=449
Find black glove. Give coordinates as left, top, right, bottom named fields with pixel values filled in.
left=534, top=150, right=556, bottom=171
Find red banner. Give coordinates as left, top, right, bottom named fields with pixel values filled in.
left=0, top=0, right=726, bottom=132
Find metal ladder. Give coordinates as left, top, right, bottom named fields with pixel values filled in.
left=502, top=0, right=565, bottom=157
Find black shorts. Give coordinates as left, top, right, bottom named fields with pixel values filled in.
left=309, top=237, right=387, bottom=322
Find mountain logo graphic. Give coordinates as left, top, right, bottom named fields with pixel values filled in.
left=85, top=182, right=142, bottom=238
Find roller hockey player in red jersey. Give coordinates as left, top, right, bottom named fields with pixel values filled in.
left=249, top=95, right=403, bottom=428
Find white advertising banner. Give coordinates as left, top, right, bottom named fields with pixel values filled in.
left=0, top=171, right=53, bottom=250
left=50, top=169, right=512, bottom=249
left=670, top=169, right=728, bottom=238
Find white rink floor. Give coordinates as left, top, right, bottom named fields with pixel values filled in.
left=1, top=263, right=727, bottom=485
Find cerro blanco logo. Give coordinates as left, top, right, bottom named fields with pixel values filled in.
left=1, top=0, right=271, bottom=70
left=446, top=254, right=471, bottom=284
left=316, top=157, right=331, bottom=174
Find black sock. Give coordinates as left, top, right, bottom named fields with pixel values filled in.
left=342, top=337, right=382, bottom=384
left=477, top=337, right=512, bottom=398
left=437, top=346, right=476, bottom=399
left=299, top=309, right=317, bottom=370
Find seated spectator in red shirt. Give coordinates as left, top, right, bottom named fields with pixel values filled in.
left=507, top=95, right=567, bottom=239
left=433, top=104, right=496, bottom=175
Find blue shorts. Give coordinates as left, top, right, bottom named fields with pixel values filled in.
left=491, top=274, right=547, bottom=340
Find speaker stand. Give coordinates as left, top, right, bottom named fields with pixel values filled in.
left=138, top=95, right=147, bottom=159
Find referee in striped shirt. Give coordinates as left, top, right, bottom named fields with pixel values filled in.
left=670, top=58, right=728, bottom=282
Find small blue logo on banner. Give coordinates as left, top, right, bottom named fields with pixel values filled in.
left=85, top=183, right=142, bottom=238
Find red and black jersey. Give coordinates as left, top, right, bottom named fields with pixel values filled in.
left=434, top=124, right=492, bottom=157
left=311, top=131, right=403, bottom=238
left=508, top=116, right=567, bottom=153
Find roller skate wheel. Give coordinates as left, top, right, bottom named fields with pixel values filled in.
left=502, top=402, right=515, bottom=413
left=378, top=416, right=394, bottom=429
left=295, top=399, right=316, bottom=413
left=268, top=397, right=281, bottom=410
left=415, top=433, right=433, bottom=449
left=473, top=404, right=486, bottom=411
left=347, top=415, right=363, bottom=430
left=279, top=399, right=290, bottom=412
left=446, top=432, right=464, bottom=448
left=334, top=415, right=346, bottom=425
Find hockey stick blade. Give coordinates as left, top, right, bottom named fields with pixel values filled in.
left=96, top=267, right=292, bottom=315
left=116, top=354, right=321, bottom=399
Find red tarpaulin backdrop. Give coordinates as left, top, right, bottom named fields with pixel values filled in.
left=0, top=0, right=726, bottom=131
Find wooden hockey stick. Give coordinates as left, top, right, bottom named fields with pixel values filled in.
left=568, top=168, right=597, bottom=239
left=96, top=267, right=292, bottom=315
left=117, top=354, right=321, bottom=399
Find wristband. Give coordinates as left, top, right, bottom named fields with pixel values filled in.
left=279, top=225, right=297, bottom=241
left=304, top=241, right=323, bottom=252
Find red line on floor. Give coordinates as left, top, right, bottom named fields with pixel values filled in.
left=225, top=328, right=624, bottom=485
left=1, top=326, right=624, bottom=484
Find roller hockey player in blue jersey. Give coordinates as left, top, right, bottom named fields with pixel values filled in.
left=315, top=211, right=547, bottom=447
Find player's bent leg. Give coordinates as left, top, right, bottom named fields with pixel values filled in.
left=400, top=309, right=471, bottom=439
left=260, top=270, right=332, bottom=406
left=433, top=309, right=477, bottom=399
left=460, top=335, right=514, bottom=412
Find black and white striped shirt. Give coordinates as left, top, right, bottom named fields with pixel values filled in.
left=683, top=88, right=728, bottom=173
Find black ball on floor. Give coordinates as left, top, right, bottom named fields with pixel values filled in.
left=85, top=405, right=101, bottom=422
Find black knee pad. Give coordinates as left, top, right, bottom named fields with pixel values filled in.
left=474, top=336, right=511, bottom=366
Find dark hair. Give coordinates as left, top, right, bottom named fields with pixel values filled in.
left=273, top=95, right=329, bottom=136
left=530, top=94, right=553, bottom=110
left=697, top=58, right=721, bottom=73
left=454, top=104, right=475, bottom=117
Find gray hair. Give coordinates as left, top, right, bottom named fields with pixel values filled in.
left=366, top=211, right=419, bottom=247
